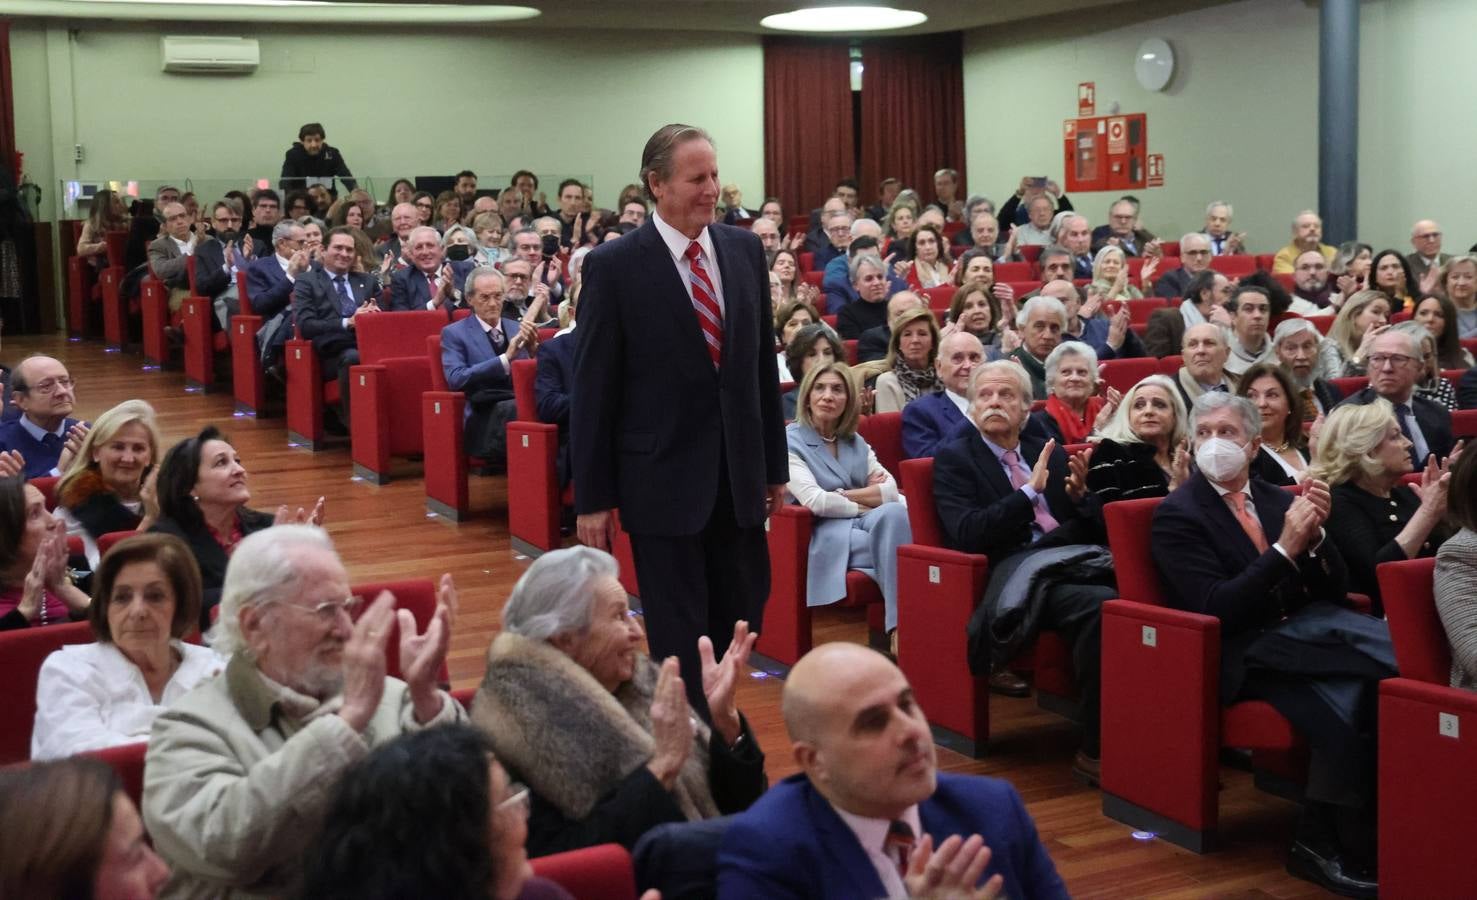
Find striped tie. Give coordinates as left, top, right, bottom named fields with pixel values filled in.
left=684, top=241, right=724, bottom=368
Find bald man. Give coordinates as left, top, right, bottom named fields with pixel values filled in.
left=1406, top=218, right=1449, bottom=289
left=147, top=201, right=204, bottom=311
left=717, top=643, right=1067, bottom=900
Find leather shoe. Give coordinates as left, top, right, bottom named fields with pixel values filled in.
left=1071, top=751, right=1100, bottom=787
left=1286, top=841, right=1377, bottom=898
left=988, top=670, right=1030, bottom=697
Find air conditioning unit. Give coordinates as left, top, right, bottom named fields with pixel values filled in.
left=160, top=36, right=260, bottom=74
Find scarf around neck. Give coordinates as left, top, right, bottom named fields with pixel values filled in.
left=891, top=356, right=941, bottom=403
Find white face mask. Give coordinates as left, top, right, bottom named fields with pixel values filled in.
left=1195, top=436, right=1250, bottom=483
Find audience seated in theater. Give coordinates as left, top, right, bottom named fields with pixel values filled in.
left=124, top=198, right=161, bottom=271
left=282, top=188, right=312, bottom=221
left=246, top=220, right=310, bottom=373
left=553, top=179, right=586, bottom=247
left=77, top=188, right=130, bottom=272
left=0, top=476, right=91, bottom=630
left=500, top=257, right=555, bottom=324
left=411, top=190, right=436, bottom=226
left=717, top=642, right=1068, bottom=900
left=1089, top=244, right=1147, bottom=301
left=0, top=756, right=170, bottom=899
left=1085, top=374, right=1188, bottom=503
left=32, top=533, right=223, bottom=760
left=143, top=526, right=462, bottom=899
left=902, top=224, right=951, bottom=291
left=1033, top=245, right=1076, bottom=288
left=836, top=255, right=893, bottom=340
left=511, top=227, right=566, bottom=304
left=812, top=209, right=854, bottom=271
left=1028, top=341, right=1116, bottom=445
left=1090, top=197, right=1157, bottom=257
left=190, top=199, right=252, bottom=329
left=617, top=198, right=647, bottom=230
left=1413, top=293, right=1475, bottom=369
left=1331, top=240, right=1373, bottom=292
left=296, top=215, right=325, bottom=257
left=326, top=195, right=368, bottom=232
left=1287, top=250, right=1340, bottom=316
left=1335, top=327, right=1454, bottom=466
left=943, top=279, right=1014, bottom=360
left=785, top=362, right=911, bottom=641
left=867, top=177, right=901, bottom=223
left=472, top=212, right=511, bottom=267
left=1009, top=295, right=1068, bottom=400
left=996, top=175, right=1073, bottom=235
left=300, top=725, right=579, bottom=900
left=954, top=246, right=1017, bottom=318
left=933, top=360, right=1112, bottom=780
left=374, top=201, right=419, bottom=266
left=1369, top=248, right=1418, bottom=313
left=149, top=425, right=322, bottom=629
left=881, top=196, right=919, bottom=254
left=902, top=331, right=986, bottom=460
left=293, top=226, right=383, bottom=426
left=434, top=192, right=464, bottom=235
left=1151, top=391, right=1389, bottom=896
left=1202, top=201, right=1245, bottom=256
left=770, top=248, right=815, bottom=309
left=1311, top=400, right=1453, bottom=617
left=1441, top=254, right=1477, bottom=338
left=871, top=307, right=940, bottom=413
left=1319, top=289, right=1392, bottom=379
left=1173, top=323, right=1234, bottom=410
left=1390, top=320, right=1459, bottom=411
left=0, top=355, right=87, bottom=479
left=389, top=225, right=459, bottom=312
left=1008, top=193, right=1057, bottom=250
left=961, top=208, right=1005, bottom=259
left=472, top=547, right=765, bottom=893
left=1435, top=447, right=1477, bottom=691
left=927, top=167, right=963, bottom=221
left=146, top=202, right=199, bottom=312
left=1223, top=284, right=1276, bottom=382
left=1271, top=210, right=1336, bottom=273
left=510, top=170, right=550, bottom=219
left=1236, top=362, right=1308, bottom=485
left=278, top=122, right=355, bottom=193
left=246, top=190, right=283, bottom=256
left=773, top=297, right=820, bottom=377
left=306, top=184, right=334, bottom=220
left=1272, top=318, right=1344, bottom=417
left=1050, top=278, right=1142, bottom=361
left=442, top=267, right=539, bottom=471
left=1154, top=233, right=1212, bottom=300
left=1143, top=269, right=1232, bottom=358
left=780, top=324, right=843, bottom=420
left=54, top=400, right=160, bottom=569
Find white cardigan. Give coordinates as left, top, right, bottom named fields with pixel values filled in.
left=32, top=640, right=226, bottom=760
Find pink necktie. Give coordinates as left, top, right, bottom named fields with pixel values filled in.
left=684, top=241, right=724, bottom=368
left=1002, top=449, right=1060, bottom=534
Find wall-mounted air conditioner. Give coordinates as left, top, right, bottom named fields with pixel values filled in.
left=160, top=36, right=260, bottom=74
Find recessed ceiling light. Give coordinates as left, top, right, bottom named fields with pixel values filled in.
left=761, top=6, right=927, bottom=33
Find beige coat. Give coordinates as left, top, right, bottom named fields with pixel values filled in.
left=142, top=654, right=463, bottom=900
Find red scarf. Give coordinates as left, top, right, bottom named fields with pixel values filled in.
left=1045, top=395, right=1104, bottom=444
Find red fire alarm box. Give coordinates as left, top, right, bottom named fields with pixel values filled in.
left=1062, top=113, right=1148, bottom=193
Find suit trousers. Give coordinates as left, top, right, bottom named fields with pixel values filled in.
left=325, top=348, right=360, bottom=422
left=1041, top=581, right=1113, bottom=758
left=628, top=452, right=769, bottom=722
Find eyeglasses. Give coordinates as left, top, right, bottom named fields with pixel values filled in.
left=23, top=377, right=76, bottom=396
left=1367, top=353, right=1417, bottom=369
left=498, top=784, right=530, bottom=818
left=504, top=272, right=531, bottom=281
left=280, top=595, right=364, bottom=621
left=1416, top=232, right=1442, bottom=240
left=1182, top=249, right=1211, bottom=257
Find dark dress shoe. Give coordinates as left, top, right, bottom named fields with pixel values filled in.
left=1286, top=841, right=1377, bottom=898
left=988, top=670, right=1031, bottom=697
left=1071, top=751, right=1101, bottom=787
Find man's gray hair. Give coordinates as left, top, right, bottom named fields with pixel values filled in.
left=1016, top=294, right=1068, bottom=329
left=749, top=217, right=777, bottom=234
left=826, top=210, right=855, bottom=227
left=850, top=253, right=885, bottom=284
left=271, top=220, right=301, bottom=245
left=533, top=216, right=561, bottom=233
left=1189, top=391, right=1261, bottom=443
left=851, top=218, right=881, bottom=237
left=963, top=195, right=995, bottom=220
left=211, top=525, right=335, bottom=656
left=408, top=225, right=440, bottom=246
left=1044, top=340, right=1099, bottom=392
left=501, top=545, right=620, bottom=641
left=463, top=265, right=503, bottom=298
left=1205, top=200, right=1233, bottom=217
left=1180, top=231, right=1210, bottom=249
left=1271, top=317, right=1320, bottom=348
left=1388, top=321, right=1431, bottom=357
left=967, top=359, right=1033, bottom=402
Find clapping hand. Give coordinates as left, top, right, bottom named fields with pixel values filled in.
left=1106, top=304, right=1131, bottom=350
left=1168, top=439, right=1190, bottom=489
left=401, top=573, right=457, bottom=723
left=1092, top=386, right=1122, bottom=432
left=0, top=449, right=24, bottom=479
left=999, top=328, right=1023, bottom=353
left=1065, top=445, right=1093, bottom=501
left=1141, top=256, right=1160, bottom=289
left=56, top=422, right=90, bottom=474
left=274, top=496, right=326, bottom=527
left=1208, top=304, right=1235, bottom=328
left=338, top=593, right=394, bottom=732
left=904, top=834, right=1004, bottom=900
left=1413, top=453, right=1452, bottom=518
left=699, top=620, right=756, bottom=746
left=1028, top=439, right=1057, bottom=493
left=992, top=282, right=1015, bottom=306
left=646, top=658, right=695, bottom=788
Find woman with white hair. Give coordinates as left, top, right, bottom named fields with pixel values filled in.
left=1028, top=341, right=1117, bottom=444
left=1085, top=374, right=1189, bottom=503
left=1307, top=398, right=1452, bottom=615
left=470, top=546, right=767, bottom=865
left=1089, top=244, right=1152, bottom=301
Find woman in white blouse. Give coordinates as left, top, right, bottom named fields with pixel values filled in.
left=785, top=362, right=911, bottom=648
left=32, top=533, right=224, bottom=760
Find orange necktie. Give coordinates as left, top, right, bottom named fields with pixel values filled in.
left=1225, top=492, right=1269, bottom=553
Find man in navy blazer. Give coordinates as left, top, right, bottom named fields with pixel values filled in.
left=572, top=125, right=787, bottom=719
left=902, top=331, right=984, bottom=459
left=535, top=326, right=576, bottom=488
left=292, top=227, right=381, bottom=422
left=0, top=356, right=87, bottom=478
left=1334, top=328, right=1453, bottom=467
left=246, top=221, right=310, bottom=368
left=440, top=266, right=537, bottom=462
left=717, top=643, right=1068, bottom=899
left=389, top=226, right=458, bottom=312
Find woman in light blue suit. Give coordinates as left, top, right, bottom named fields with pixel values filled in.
left=785, top=362, right=911, bottom=643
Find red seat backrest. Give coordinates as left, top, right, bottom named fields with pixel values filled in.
left=1103, top=497, right=1167, bottom=606
left=898, top=457, right=945, bottom=548
left=356, top=311, right=455, bottom=365
left=1019, top=245, right=1043, bottom=264
left=844, top=340, right=858, bottom=365
left=1272, top=273, right=1296, bottom=292
left=1162, top=240, right=1181, bottom=257
left=235, top=269, right=254, bottom=315
left=0, top=621, right=95, bottom=764
left=104, top=230, right=128, bottom=269
left=349, top=579, right=445, bottom=683
left=1453, top=409, right=1477, bottom=441
left=1099, top=357, right=1161, bottom=395
left=942, top=221, right=965, bottom=239
left=1330, top=376, right=1369, bottom=398
left=530, top=844, right=637, bottom=900
left=1462, top=338, right=1477, bottom=358
left=83, top=742, right=148, bottom=812
left=427, top=334, right=449, bottom=391
left=801, top=270, right=824, bottom=288
left=29, top=476, right=60, bottom=511
left=799, top=251, right=815, bottom=272
left=97, top=531, right=137, bottom=558
left=858, top=412, right=903, bottom=479
left=512, top=358, right=538, bottom=423
left=1377, top=557, right=1448, bottom=684
left=994, top=262, right=1034, bottom=281
left=1158, top=355, right=1183, bottom=376
left=788, top=215, right=810, bottom=235
left=922, top=285, right=955, bottom=309
left=1209, top=254, right=1257, bottom=277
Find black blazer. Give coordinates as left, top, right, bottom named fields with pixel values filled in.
left=150, top=508, right=275, bottom=630
left=388, top=265, right=439, bottom=312
left=1085, top=438, right=1170, bottom=504
left=1249, top=446, right=1299, bottom=487
left=571, top=220, right=787, bottom=535
left=1337, top=387, right=1454, bottom=463
left=245, top=255, right=296, bottom=321
left=291, top=267, right=380, bottom=359
left=1311, top=378, right=1343, bottom=415
left=1150, top=473, right=1348, bottom=700
left=932, top=427, right=1102, bottom=564
left=192, top=238, right=233, bottom=300
left=856, top=324, right=890, bottom=363
left=1458, top=368, right=1477, bottom=410
left=1326, top=482, right=1449, bottom=616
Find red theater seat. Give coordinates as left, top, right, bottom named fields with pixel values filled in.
left=531, top=844, right=638, bottom=900
left=994, top=262, right=1034, bottom=281
left=67, top=256, right=98, bottom=339
left=140, top=273, right=172, bottom=368
left=348, top=578, right=448, bottom=683
left=1330, top=376, right=1369, bottom=398
left=1099, top=357, right=1161, bottom=395
left=229, top=270, right=270, bottom=416
left=922, top=285, right=955, bottom=309
left=1208, top=254, right=1257, bottom=278
left=0, top=621, right=95, bottom=764
left=83, top=741, right=147, bottom=811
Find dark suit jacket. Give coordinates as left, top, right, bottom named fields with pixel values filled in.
left=572, top=219, right=787, bottom=535
left=901, top=391, right=969, bottom=459
left=1151, top=473, right=1349, bottom=700
left=192, top=238, right=234, bottom=299
left=1142, top=307, right=1186, bottom=358
left=1090, top=225, right=1155, bottom=257
left=1326, top=482, right=1449, bottom=615
left=389, top=265, right=442, bottom=312
left=856, top=324, right=890, bottom=363
left=1458, top=368, right=1477, bottom=410
left=1311, top=377, right=1343, bottom=415
left=439, top=313, right=526, bottom=395
left=1153, top=266, right=1195, bottom=300
left=291, top=267, right=380, bottom=359
left=536, top=331, right=576, bottom=486
left=1336, top=386, right=1453, bottom=463
left=150, top=508, right=275, bottom=631
left=245, top=255, right=296, bottom=320
left=933, top=427, right=1102, bottom=563
left=717, top=773, right=1068, bottom=900
left=0, top=417, right=84, bottom=478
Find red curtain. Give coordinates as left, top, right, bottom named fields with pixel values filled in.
left=763, top=37, right=854, bottom=221
left=0, top=20, right=15, bottom=182
left=859, top=33, right=966, bottom=204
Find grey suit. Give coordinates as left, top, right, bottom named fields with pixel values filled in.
left=147, top=233, right=194, bottom=311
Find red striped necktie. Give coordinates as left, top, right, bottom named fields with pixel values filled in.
left=684, top=240, right=724, bottom=368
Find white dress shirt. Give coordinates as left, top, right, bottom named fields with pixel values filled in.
left=832, top=802, right=923, bottom=899
left=652, top=210, right=725, bottom=315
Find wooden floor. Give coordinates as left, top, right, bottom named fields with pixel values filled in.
left=21, top=332, right=1336, bottom=898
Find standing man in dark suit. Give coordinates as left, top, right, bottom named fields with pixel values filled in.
left=573, top=123, right=788, bottom=719
left=717, top=642, right=1068, bottom=900
left=292, top=226, right=380, bottom=426
left=1151, top=391, right=1384, bottom=896
left=1335, top=328, right=1454, bottom=466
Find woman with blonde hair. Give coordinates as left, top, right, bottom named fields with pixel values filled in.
left=1318, top=289, right=1392, bottom=378
left=872, top=307, right=941, bottom=413
left=55, top=399, right=162, bottom=569
left=77, top=189, right=129, bottom=271
left=1441, top=254, right=1477, bottom=338
left=1085, top=373, right=1189, bottom=503
left=1307, top=398, right=1452, bottom=614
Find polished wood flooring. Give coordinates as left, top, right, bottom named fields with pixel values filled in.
left=19, top=332, right=1335, bottom=898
